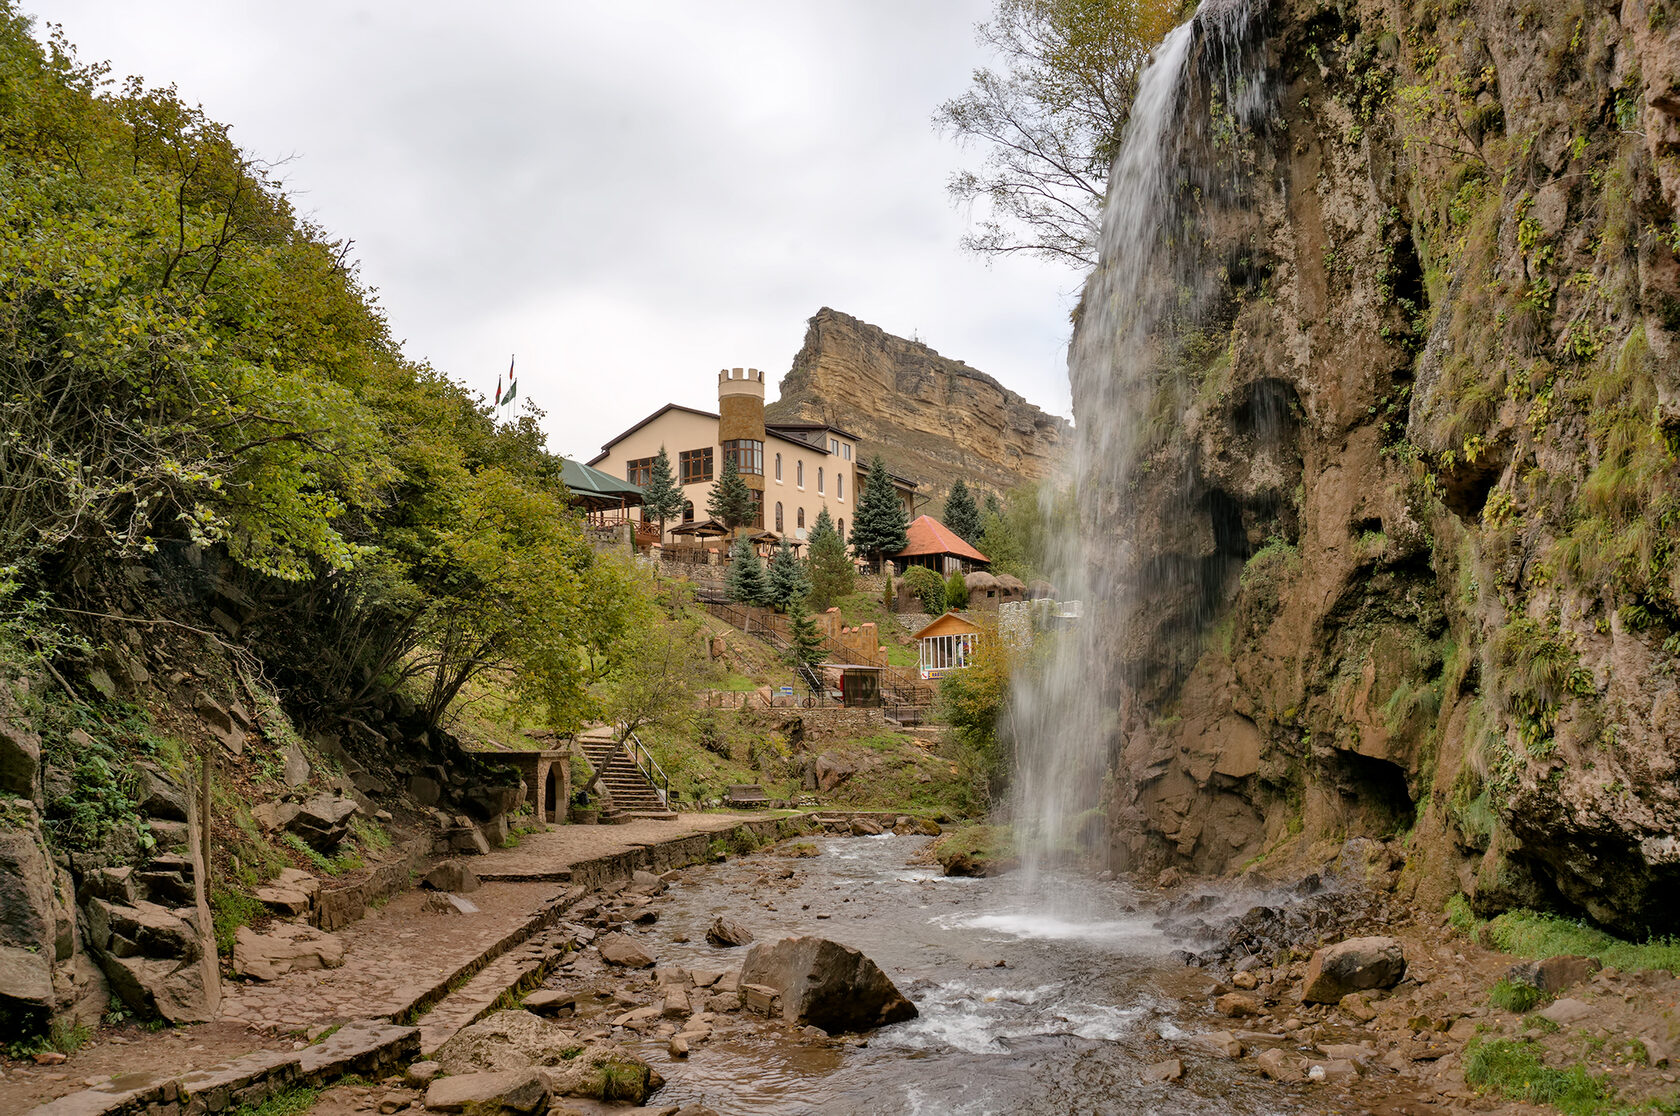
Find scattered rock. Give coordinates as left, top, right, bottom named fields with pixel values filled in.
left=522, top=990, right=573, bottom=1016
left=1214, top=993, right=1260, bottom=1018
left=668, top=1035, right=689, bottom=1058
left=739, top=936, right=917, bottom=1033
left=1308, top=1059, right=1360, bottom=1083
left=282, top=742, right=311, bottom=787
left=1195, top=1030, right=1243, bottom=1058
left=232, top=923, right=345, bottom=981
left=1255, top=1047, right=1303, bottom=1082
left=287, top=794, right=360, bottom=851
left=424, top=892, right=481, bottom=915
left=849, top=818, right=884, bottom=836
left=133, top=764, right=189, bottom=821
left=598, top=933, right=656, bottom=968
left=425, top=1069, right=549, bottom=1114
left=1508, top=954, right=1602, bottom=994
left=1231, top=970, right=1259, bottom=990
left=631, top=870, right=666, bottom=895
left=706, top=916, right=754, bottom=948
left=423, top=860, right=483, bottom=900
left=1143, top=1058, right=1184, bottom=1083
left=404, top=1060, right=442, bottom=1088
left=1338, top=992, right=1378, bottom=1022
left=1301, top=937, right=1406, bottom=1003
left=1539, top=997, right=1595, bottom=1026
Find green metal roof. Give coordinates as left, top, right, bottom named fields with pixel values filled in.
left=561, top=457, right=644, bottom=501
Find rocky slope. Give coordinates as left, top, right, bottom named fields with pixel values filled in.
left=765, top=308, right=1068, bottom=499
left=1083, top=0, right=1680, bottom=936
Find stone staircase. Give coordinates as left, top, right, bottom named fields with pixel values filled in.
left=576, top=727, right=675, bottom=820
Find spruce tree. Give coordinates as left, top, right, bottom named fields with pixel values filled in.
left=707, top=454, right=755, bottom=536
left=767, top=537, right=809, bottom=612
left=851, top=453, right=910, bottom=572
left=640, top=445, right=684, bottom=540
left=806, top=507, right=854, bottom=612
left=983, top=492, right=1004, bottom=519
left=945, top=567, right=969, bottom=609
left=726, top=535, right=771, bottom=606
left=944, top=479, right=982, bottom=543
left=787, top=597, right=825, bottom=671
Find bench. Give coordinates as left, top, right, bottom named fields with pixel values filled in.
left=725, top=784, right=768, bottom=808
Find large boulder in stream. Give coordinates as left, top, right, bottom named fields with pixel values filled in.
left=739, top=936, right=917, bottom=1033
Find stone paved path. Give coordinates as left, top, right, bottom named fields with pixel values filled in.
left=2, top=812, right=776, bottom=1116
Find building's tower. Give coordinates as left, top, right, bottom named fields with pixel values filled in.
left=718, top=368, right=767, bottom=506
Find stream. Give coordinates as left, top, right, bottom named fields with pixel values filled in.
left=613, top=833, right=1297, bottom=1115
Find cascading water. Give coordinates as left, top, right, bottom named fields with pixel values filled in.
left=1011, top=0, right=1270, bottom=889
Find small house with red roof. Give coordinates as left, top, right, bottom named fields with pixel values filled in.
left=891, top=514, right=990, bottom=577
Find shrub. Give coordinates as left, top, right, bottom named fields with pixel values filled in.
left=900, top=566, right=946, bottom=614
left=1489, top=978, right=1544, bottom=1013
left=1463, top=1037, right=1608, bottom=1113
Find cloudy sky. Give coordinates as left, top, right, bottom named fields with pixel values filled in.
left=24, top=2, right=1084, bottom=460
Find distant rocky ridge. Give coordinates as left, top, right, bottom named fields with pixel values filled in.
left=765, top=308, right=1068, bottom=501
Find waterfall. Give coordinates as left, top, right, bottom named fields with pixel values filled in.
left=1010, top=0, right=1269, bottom=888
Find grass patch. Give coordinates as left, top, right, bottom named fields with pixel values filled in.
left=6, top=1018, right=93, bottom=1059
left=231, top=1086, right=319, bottom=1116
left=1489, top=978, right=1546, bottom=1013
left=211, top=887, right=267, bottom=957
left=1463, top=1037, right=1610, bottom=1114
left=1483, top=910, right=1680, bottom=973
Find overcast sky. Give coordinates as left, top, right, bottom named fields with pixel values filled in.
left=24, top=2, right=1085, bottom=460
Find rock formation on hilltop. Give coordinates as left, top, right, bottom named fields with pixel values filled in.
left=765, top=308, right=1067, bottom=499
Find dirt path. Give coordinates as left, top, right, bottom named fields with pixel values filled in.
left=0, top=812, right=776, bottom=1116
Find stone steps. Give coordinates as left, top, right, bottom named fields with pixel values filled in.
left=416, top=926, right=573, bottom=1056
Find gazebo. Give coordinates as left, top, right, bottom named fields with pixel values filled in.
left=891, top=515, right=989, bottom=577
left=561, top=458, right=644, bottom=526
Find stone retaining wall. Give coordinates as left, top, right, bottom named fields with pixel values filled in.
left=563, top=818, right=797, bottom=889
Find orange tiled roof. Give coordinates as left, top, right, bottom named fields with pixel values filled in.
left=894, top=515, right=989, bottom=563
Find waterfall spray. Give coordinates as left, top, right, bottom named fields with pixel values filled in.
left=1010, top=0, right=1270, bottom=890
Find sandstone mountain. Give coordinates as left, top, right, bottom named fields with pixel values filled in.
left=765, top=308, right=1068, bottom=501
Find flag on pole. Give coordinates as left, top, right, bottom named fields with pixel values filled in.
left=502, top=356, right=517, bottom=405
left=494, top=373, right=503, bottom=406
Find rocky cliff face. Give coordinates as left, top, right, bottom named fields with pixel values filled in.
left=766, top=308, right=1068, bottom=498
left=1085, top=0, right=1680, bottom=936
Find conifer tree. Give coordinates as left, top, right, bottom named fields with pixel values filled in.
left=787, top=597, right=825, bottom=671
left=707, top=454, right=755, bottom=536
left=767, top=537, right=809, bottom=612
left=944, top=479, right=983, bottom=543
left=945, top=567, right=969, bottom=610
left=805, top=507, right=854, bottom=612
left=640, top=446, right=684, bottom=540
left=851, top=454, right=910, bottom=572
left=726, top=535, right=771, bottom=606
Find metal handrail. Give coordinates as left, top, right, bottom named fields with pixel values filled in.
left=625, top=730, right=670, bottom=808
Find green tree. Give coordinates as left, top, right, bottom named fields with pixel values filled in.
left=640, top=446, right=684, bottom=539
left=806, top=508, right=854, bottom=612
left=592, top=604, right=716, bottom=783
left=944, top=480, right=984, bottom=543
left=945, top=568, right=970, bottom=610
left=766, top=538, right=810, bottom=612
left=939, top=616, right=1013, bottom=800
left=851, top=454, right=910, bottom=572
left=934, top=0, right=1178, bottom=266
left=726, top=535, right=772, bottom=606
left=707, top=454, right=755, bottom=536
left=786, top=597, right=825, bottom=671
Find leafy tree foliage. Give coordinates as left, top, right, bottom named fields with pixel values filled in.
left=851, top=455, right=909, bottom=571
left=0, top=12, right=647, bottom=730
left=943, top=480, right=984, bottom=543
left=805, top=508, right=854, bottom=612
left=595, top=589, right=716, bottom=750
left=934, top=0, right=1178, bottom=266
left=726, top=536, right=772, bottom=606
left=766, top=538, right=809, bottom=612
left=939, top=616, right=1014, bottom=800
left=901, top=566, right=947, bottom=614
left=945, top=568, right=971, bottom=610
left=706, top=455, right=755, bottom=535
left=978, top=485, right=1064, bottom=584
left=640, top=447, right=684, bottom=536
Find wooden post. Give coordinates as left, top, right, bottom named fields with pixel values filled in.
left=199, top=745, right=213, bottom=888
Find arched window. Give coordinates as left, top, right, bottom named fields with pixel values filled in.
left=682, top=501, right=694, bottom=523
left=775, top=502, right=784, bottom=533
left=774, top=453, right=782, bottom=481
left=797, top=507, right=805, bottom=528
left=796, top=460, right=804, bottom=487
left=838, top=518, right=845, bottom=541
left=817, top=467, right=824, bottom=494
left=837, top=473, right=844, bottom=500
